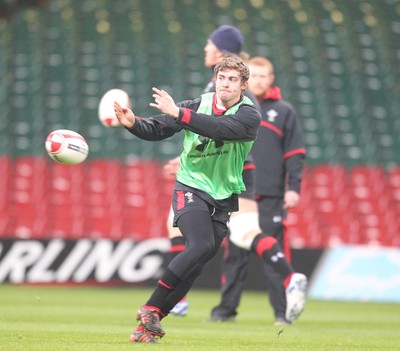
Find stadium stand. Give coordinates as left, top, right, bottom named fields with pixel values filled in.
left=0, top=0, right=399, bottom=247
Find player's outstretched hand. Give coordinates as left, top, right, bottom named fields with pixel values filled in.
left=114, top=101, right=136, bottom=128
left=150, top=87, right=180, bottom=118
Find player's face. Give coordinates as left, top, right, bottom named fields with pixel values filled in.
left=204, top=40, right=223, bottom=68
left=248, top=64, right=275, bottom=98
left=215, top=69, right=248, bottom=107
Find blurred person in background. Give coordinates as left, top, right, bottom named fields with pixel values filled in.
left=210, top=56, right=307, bottom=325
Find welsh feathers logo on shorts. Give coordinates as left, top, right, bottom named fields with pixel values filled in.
left=185, top=192, right=194, bottom=203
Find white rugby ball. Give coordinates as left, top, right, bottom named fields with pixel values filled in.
left=98, top=88, right=130, bottom=127
left=45, top=129, right=89, bottom=165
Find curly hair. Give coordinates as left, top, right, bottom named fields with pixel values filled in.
left=214, top=54, right=250, bottom=83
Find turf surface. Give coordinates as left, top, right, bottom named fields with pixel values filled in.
left=0, top=285, right=399, bottom=350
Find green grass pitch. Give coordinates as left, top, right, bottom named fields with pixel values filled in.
left=0, top=285, right=399, bottom=351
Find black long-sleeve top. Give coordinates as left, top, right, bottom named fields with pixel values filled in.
left=252, top=87, right=306, bottom=197
left=126, top=95, right=261, bottom=143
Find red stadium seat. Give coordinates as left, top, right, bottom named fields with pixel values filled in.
left=310, top=164, right=346, bottom=186
left=87, top=204, right=124, bottom=239
left=4, top=157, right=398, bottom=248
left=11, top=202, right=50, bottom=239
left=0, top=156, right=12, bottom=237
left=49, top=204, right=87, bottom=239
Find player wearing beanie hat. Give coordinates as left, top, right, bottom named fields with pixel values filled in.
left=204, top=25, right=246, bottom=69
left=209, top=25, right=244, bottom=54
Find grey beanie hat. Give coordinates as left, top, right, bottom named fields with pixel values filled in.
left=209, top=25, right=244, bottom=54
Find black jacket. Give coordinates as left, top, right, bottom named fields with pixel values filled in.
left=252, top=87, right=306, bottom=197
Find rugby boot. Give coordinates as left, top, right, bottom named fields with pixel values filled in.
left=130, top=324, right=158, bottom=343
left=136, top=306, right=166, bottom=337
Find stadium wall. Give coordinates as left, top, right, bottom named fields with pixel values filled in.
left=3, top=238, right=398, bottom=303
left=0, top=237, right=322, bottom=290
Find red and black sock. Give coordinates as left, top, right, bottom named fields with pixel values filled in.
left=146, top=268, right=182, bottom=311
left=251, top=234, right=293, bottom=287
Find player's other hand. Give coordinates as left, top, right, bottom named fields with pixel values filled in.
left=114, top=101, right=136, bottom=128
left=163, top=156, right=181, bottom=178
left=284, top=190, right=300, bottom=209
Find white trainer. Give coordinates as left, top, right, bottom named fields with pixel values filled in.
left=170, top=300, right=189, bottom=317
left=285, top=273, right=307, bottom=322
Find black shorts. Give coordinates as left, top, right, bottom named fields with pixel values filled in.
left=171, top=187, right=231, bottom=239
